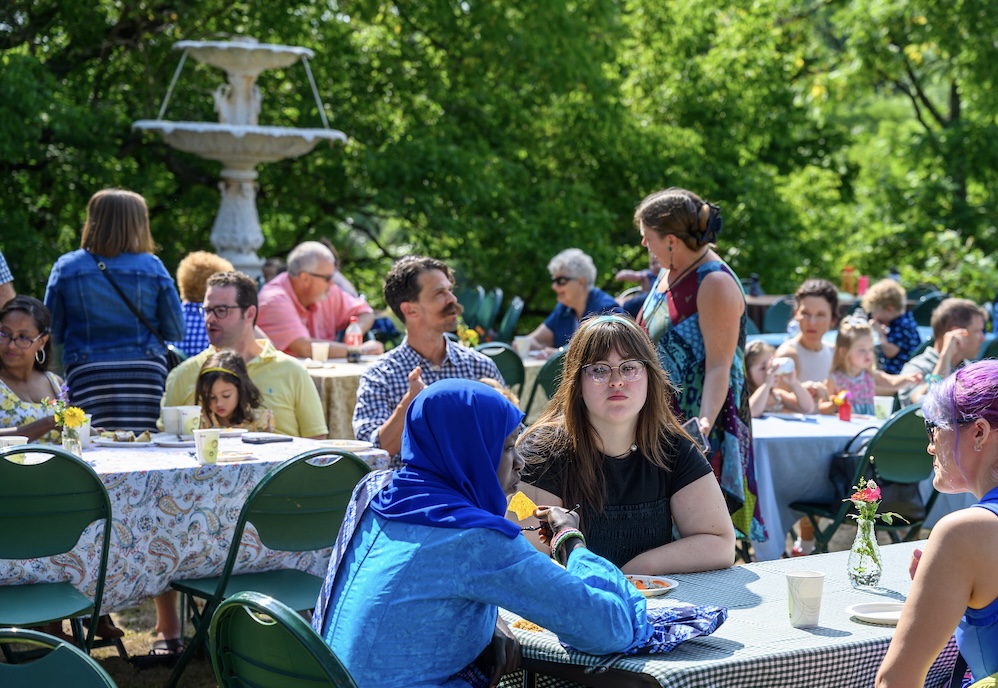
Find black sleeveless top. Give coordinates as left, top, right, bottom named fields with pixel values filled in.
left=522, top=436, right=711, bottom=568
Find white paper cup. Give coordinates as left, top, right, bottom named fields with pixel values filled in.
left=874, top=396, right=894, bottom=420
left=161, top=406, right=182, bottom=436
left=178, top=405, right=202, bottom=439
left=310, top=341, right=330, bottom=362
left=0, top=436, right=29, bottom=464
left=513, top=336, right=531, bottom=357
left=79, top=414, right=93, bottom=450
left=787, top=570, right=825, bottom=628
left=193, top=428, right=221, bottom=465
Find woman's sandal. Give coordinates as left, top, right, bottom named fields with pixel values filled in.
left=131, top=637, right=185, bottom=669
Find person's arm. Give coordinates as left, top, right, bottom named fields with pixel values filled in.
left=614, top=269, right=644, bottom=284
left=876, top=513, right=992, bottom=687
left=157, top=270, right=186, bottom=341
left=695, top=272, right=744, bottom=436
left=773, top=367, right=816, bottom=414
left=526, top=323, right=554, bottom=351
left=817, top=375, right=839, bottom=414
left=620, top=473, right=735, bottom=574
left=372, top=366, right=425, bottom=456
left=871, top=320, right=901, bottom=359
left=509, top=483, right=564, bottom=554
left=909, top=330, right=968, bottom=405
left=0, top=417, right=58, bottom=442
left=0, top=281, right=14, bottom=311
left=873, top=370, right=923, bottom=395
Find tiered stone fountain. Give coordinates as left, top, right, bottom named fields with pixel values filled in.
left=134, top=37, right=346, bottom=277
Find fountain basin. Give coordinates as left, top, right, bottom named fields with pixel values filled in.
left=133, top=120, right=346, bottom=168
left=174, top=39, right=313, bottom=76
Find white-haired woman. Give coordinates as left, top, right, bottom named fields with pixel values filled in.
left=525, top=248, right=622, bottom=355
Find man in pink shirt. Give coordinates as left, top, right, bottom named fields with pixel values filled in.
left=257, top=241, right=385, bottom=358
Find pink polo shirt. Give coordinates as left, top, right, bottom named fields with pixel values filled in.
left=257, top=272, right=372, bottom=353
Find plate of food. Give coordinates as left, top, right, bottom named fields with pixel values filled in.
left=151, top=433, right=195, bottom=448
left=625, top=575, right=679, bottom=597
left=317, top=439, right=374, bottom=450
left=94, top=430, right=154, bottom=447
left=846, top=602, right=904, bottom=626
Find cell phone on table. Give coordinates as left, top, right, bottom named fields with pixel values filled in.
left=241, top=433, right=294, bottom=444
left=681, top=418, right=711, bottom=454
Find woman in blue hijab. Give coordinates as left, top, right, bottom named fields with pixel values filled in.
left=314, top=379, right=651, bottom=688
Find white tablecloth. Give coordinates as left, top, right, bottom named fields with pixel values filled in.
left=0, top=438, right=389, bottom=613
left=751, top=414, right=975, bottom=560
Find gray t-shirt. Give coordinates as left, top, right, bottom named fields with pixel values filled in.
left=898, top=348, right=939, bottom=407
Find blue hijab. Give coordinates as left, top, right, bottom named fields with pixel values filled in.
left=370, top=379, right=524, bottom=538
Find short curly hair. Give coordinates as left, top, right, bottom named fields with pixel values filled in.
left=547, top=248, right=597, bottom=289
left=176, top=251, right=234, bottom=302
left=860, top=279, right=905, bottom=313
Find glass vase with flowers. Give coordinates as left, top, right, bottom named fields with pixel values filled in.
left=44, top=385, right=87, bottom=457
left=845, top=477, right=908, bottom=587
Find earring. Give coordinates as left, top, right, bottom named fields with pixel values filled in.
left=975, top=441, right=983, bottom=452
left=668, top=243, right=674, bottom=270
left=35, top=349, right=46, bottom=365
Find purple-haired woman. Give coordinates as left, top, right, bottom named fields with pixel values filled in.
left=877, top=360, right=998, bottom=687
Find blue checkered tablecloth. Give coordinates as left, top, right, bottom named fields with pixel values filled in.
left=500, top=541, right=958, bottom=688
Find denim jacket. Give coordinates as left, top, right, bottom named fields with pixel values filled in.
left=44, top=249, right=185, bottom=365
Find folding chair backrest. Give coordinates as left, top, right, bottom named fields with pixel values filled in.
left=0, top=446, right=111, bottom=559
left=0, top=628, right=118, bottom=688
left=868, top=404, right=932, bottom=484
left=762, top=299, right=794, bottom=334
left=912, top=292, right=945, bottom=327
left=537, top=349, right=567, bottom=399
left=475, top=342, right=525, bottom=394
left=477, top=287, right=503, bottom=332
left=243, top=449, right=371, bottom=554
left=209, top=592, right=359, bottom=688
left=457, top=286, right=485, bottom=329
left=495, top=296, right=524, bottom=343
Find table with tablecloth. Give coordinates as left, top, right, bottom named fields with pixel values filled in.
left=500, top=540, right=958, bottom=688
left=750, top=414, right=975, bottom=561
left=0, top=438, right=389, bottom=613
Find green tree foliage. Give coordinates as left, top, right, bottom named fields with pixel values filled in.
left=2, top=0, right=996, bottom=320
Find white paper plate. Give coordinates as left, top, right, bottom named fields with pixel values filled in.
left=216, top=451, right=256, bottom=463
left=219, top=428, right=248, bottom=438
left=316, top=439, right=374, bottom=450
left=94, top=438, right=154, bottom=448
left=766, top=412, right=808, bottom=421
left=625, top=575, right=680, bottom=597
left=151, top=433, right=195, bottom=448
left=846, top=602, right=904, bottom=625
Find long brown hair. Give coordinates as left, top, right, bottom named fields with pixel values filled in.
left=521, top=314, right=692, bottom=513
left=80, top=188, right=155, bottom=257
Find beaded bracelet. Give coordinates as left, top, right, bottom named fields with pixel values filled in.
left=550, top=527, right=586, bottom=562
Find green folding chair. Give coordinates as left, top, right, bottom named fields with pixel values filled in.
left=0, top=445, right=112, bottom=654
left=523, top=349, right=567, bottom=418
left=166, top=449, right=370, bottom=688
left=789, top=404, right=927, bottom=553
left=0, top=628, right=118, bottom=688
left=457, top=285, right=485, bottom=329
left=477, top=287, right=503, bottom=333
left=209, top=591, right=358, bottom=688
left=494, top=296, right=524, bottom=343
left=475, top=342, right=526, bottom=397
left=912, top=292, right=945, bottom=327
left=762, top=298, right=794, bottom=334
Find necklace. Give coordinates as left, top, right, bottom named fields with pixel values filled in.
left=605, top=443, right=638, bottom=459
left=664, top=250, right=709, bottom=294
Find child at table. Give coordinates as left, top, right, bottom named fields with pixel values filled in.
left=745, top=341, right=815, bottom=417
left=195, top=352, right=274, bottom=432
left=818, top=318, right=923, bottom=416
left=861, top=279, right=921, bottom=374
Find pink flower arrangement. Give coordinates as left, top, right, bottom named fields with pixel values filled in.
left=846, top=477, right=906, bottom=525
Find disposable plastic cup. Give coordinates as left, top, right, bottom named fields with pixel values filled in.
left=178, top=406, right=202, bottom=439
left=874, top=396, right=894, bottom=420
left=513, top=336, right=531, bottom=357
left=787, top=570, right=825, bottom=628
left=310, top=341, right=330, bottom=362
left=0, top=436, right=29, bottom=464
left=193, top=428, right=220, bottom=465
left=79, top=414, right=92, bottom=449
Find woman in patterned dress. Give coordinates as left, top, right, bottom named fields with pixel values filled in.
left=0, top=296, right=62, bottom=442
left=635, top=187, right=765, bottom=543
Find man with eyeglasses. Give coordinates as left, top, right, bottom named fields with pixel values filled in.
left=353, top=256, right=505, bottom=466
left=257, top=241, right=384, bottom=359
left=161, top=271, right=328, bottom=439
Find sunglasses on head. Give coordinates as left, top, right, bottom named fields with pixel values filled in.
left=551, top=276, right=575, bottom=286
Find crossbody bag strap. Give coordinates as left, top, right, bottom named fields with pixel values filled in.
left=91, top=253, right=168, bottom=348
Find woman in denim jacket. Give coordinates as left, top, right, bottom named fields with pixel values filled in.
left=44, top=189, right=184, bottom=432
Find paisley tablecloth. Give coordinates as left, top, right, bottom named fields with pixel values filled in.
left=0, top=438, right=389, bottom=613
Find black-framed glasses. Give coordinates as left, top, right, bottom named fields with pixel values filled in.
left=551, top=275, right=574, bottom=286
left=925, top=417, right=977, bottom=443
left=201, top=304, right=244, bottom=319
left=306, top=271, right=335, bottom=283
left=0, top=330, right=47, bottom=349
left=582, top=359, right=647, bottom=385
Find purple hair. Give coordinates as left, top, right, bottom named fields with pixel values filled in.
left=922, top=360, right=998, bottom=431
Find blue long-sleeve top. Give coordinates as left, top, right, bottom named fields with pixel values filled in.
left=322, top=509, right=651, bottom=688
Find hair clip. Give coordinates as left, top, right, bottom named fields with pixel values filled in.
left=702, top=202, right=723, bottom=243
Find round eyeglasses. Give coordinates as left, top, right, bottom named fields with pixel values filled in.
left=582, top=359, right=647, bottom=385
left=924, top=417, right=977, bottom=443
left=0, top=330, right=47, bottom=349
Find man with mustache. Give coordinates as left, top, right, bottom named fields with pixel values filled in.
left=257, top=240, right=384, bottom=358
left=353, top=256, right=505, bottom=466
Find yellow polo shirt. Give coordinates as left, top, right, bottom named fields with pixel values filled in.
left=162, top=339, right=327, bottom=438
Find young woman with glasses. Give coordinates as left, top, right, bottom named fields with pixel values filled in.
left=878, top=360, right=998, bottom=687
left=513, top=315, right=736, bottom=574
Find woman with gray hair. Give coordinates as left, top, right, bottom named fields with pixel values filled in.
left=525, top=248, right=622, bottom=354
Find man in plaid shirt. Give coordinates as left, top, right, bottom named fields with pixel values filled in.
left=353, top=256, right=505, bottom=466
